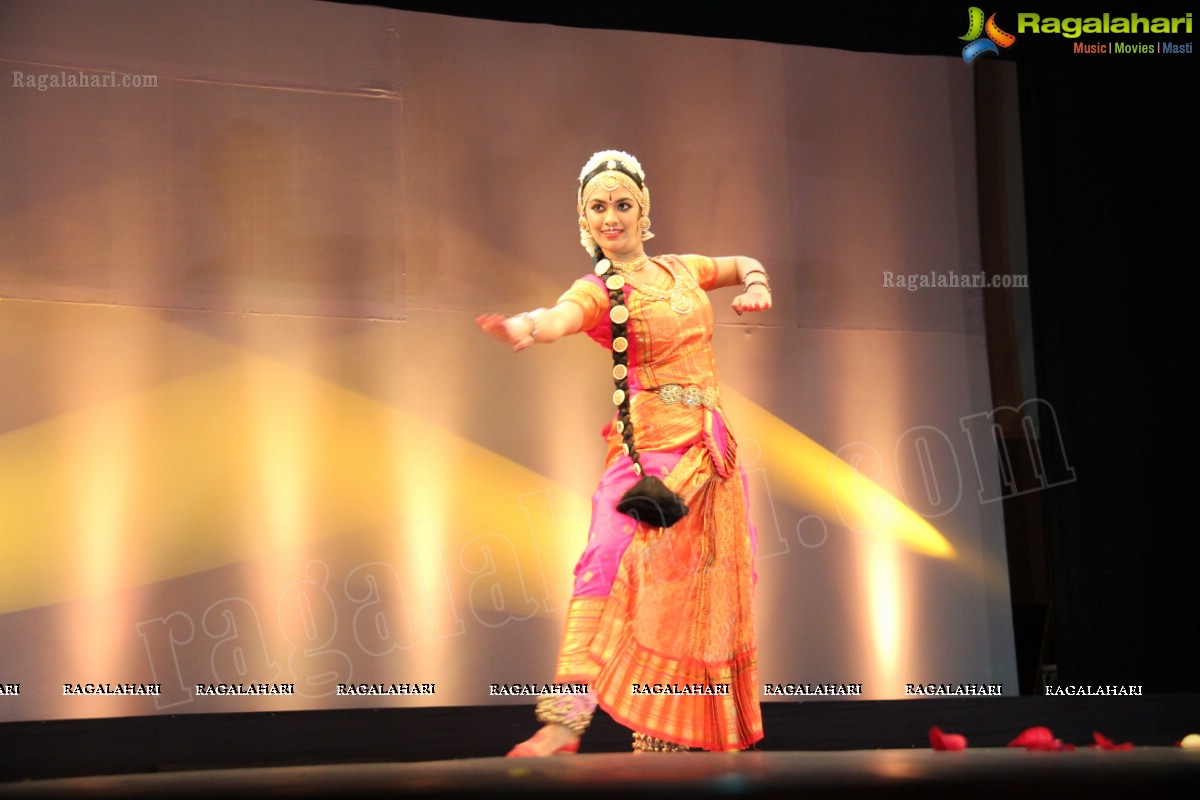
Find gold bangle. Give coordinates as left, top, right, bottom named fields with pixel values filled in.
left=518, top=310, right=541, bottom=340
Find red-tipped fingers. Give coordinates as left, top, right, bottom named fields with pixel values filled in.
left=475, top=313, right=504, bottom=332
left=476, top=313, right=522, bottom=349
left=731, top=293, right=772, bottom=314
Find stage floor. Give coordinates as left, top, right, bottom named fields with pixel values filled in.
left=2, top=749, right=1199, bottom=799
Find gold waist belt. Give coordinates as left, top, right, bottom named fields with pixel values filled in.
left=654, top=384, right=720, bottom=409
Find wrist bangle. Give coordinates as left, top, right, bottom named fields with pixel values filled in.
left=518, top=310, right=541, bottom=340
left=742, top=269, right=770, bottom=291
left=744, top=279, right=771, bottom=293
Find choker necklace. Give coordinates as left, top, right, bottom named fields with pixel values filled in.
left=610, top=255, right=650, bottom=275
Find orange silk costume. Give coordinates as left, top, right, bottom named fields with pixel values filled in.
left=554, top=254, right=763, bottom=750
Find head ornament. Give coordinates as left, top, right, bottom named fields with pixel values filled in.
left=576, top=150, right=654, bottom=254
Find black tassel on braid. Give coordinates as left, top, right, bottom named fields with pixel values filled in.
left=595, top=255, right=689, bottom=529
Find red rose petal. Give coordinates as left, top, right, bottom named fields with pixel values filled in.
left=929, top=726, right=968, bottom=751
left=1007, top=726, right=1075, bottom=751
left=1008, top=726, right=1055, bottom=748
left=1092, top=732, right=1134, bottom=750
left=1027, top=739, right=1059, bottom=751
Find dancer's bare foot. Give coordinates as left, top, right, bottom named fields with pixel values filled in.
left=506, top=723, right=581, bottom=757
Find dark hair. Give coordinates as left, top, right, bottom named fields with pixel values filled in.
left=596, top=253, right=689, bottom=529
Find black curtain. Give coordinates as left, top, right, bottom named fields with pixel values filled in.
left=1017, top=55, right=1197, bottom=689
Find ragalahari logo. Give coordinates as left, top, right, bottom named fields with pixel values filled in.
left=960, top=7, right=1017, bottom=62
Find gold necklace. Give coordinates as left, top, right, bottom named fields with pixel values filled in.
left=609, top=255, right=649, bottom=275
left=623, top=259, right=694, bottom=314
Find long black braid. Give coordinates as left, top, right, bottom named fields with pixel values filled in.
left=595, top=252, right=689, bottom=529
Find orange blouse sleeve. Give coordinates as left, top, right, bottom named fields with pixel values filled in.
left=557, top=277, right=608, bottom=333
left=674, top=254, right=719, bottom=290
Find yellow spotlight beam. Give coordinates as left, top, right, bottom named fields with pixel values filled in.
left=722, top=387, right=955, bottom=560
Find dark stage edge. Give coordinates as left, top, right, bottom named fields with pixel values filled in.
left=3, top=696, right=1199, bottom=796
left=3, top=751, right=1200, bottom=800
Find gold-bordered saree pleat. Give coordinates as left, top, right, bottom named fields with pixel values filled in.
left=556, top=418, right=762, bottom=751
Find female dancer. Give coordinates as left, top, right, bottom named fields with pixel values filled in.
left=476, top=150, right=771, bottom=753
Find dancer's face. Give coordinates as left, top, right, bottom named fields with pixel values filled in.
left=584, top=188, right=643, bottom=259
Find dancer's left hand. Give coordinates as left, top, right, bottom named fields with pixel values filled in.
left=732, top=284, right=772, bottom=315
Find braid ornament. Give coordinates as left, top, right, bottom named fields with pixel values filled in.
left=596, top=256, right=689, bottom=529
